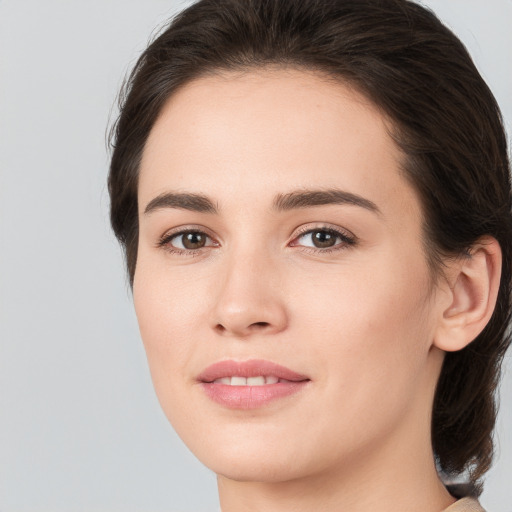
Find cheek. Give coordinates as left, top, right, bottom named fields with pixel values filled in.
left=297, top=249, right=435, bottom=401
left=280, top=260, right=435, bottom=468
left=132, top=256, right=207, bottom=396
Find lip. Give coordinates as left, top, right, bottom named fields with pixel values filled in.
left=198, top=359, right=310, bottom=410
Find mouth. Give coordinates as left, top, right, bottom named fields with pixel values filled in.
left=210, top=375, right=283, bottom=385
left=197, top=359, right=310, bottom=409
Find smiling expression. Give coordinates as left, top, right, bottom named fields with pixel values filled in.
left=133, top=68, right=446, bottom=483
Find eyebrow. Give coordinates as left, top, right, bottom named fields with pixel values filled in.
left=144, top=192, right=218, bottom=215
left=143, top=188, right=380, bottom=215
left=272, top=189, right=380, bottom=214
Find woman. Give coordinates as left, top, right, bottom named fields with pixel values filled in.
left=108, top=0, right=512, bottom=510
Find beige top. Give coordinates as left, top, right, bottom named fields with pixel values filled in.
left=444, top=497, right=486, bottom=512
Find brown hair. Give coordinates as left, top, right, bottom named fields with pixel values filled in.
left=108, top=0, right=512, bottom=491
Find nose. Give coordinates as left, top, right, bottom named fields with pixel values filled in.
left=210, top=249, right=288, bottom=338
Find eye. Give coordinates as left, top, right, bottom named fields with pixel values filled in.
left=172, top=231, right=209, bottom=250
left=158, top=229, right=218, bottom=253
left=292, top=227, right=355, bottom=251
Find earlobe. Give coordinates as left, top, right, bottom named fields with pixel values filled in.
left=433, top=236, right=502, bottom=352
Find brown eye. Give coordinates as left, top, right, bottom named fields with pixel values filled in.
left=293, top=227, right=355, bottom=251
left=165, top=230, right=215, bottom=251
left=311, top=230, right=337, bottom=248
left=181, top=232, right=207, bottom=249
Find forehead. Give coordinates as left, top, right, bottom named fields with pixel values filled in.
left=139, top=68, right=419, bottom=222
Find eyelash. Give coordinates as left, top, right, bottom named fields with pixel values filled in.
left=157, top=227, right=217, bottom=257
left=157, top=225, right=356, bottom=257
left=291, top=226, right=356, bottom=254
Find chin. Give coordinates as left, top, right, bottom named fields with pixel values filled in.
left=176, top=424, right=314, bottom=483
left=207, top=455, right=307, bottom=483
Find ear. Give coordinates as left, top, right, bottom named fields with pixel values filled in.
left=433, top=236, right=502, bottom=352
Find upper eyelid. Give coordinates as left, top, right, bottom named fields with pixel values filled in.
left=292, top=223, right=355, bottom=240
left=159, top=225, right=218, bottom=242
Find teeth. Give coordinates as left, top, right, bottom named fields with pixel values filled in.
left=212, top=376, right=280, bottom=386
left=247, top=376, right=265, bottom=386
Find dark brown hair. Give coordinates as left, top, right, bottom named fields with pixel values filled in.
left=109, top=0, right=512, bottom=491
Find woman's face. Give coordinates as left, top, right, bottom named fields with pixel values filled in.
left=134, top=69, right=447, bottom=482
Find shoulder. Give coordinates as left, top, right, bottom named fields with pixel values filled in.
left=443, top=497, right=486, bottom=512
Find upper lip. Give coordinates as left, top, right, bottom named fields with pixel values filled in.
left=198, top=359, right=310, bottom=383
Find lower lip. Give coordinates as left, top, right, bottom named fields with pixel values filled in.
left=200, top=381, right=309, bottom=409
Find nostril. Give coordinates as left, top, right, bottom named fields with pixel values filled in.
left=214, top=321, right=270, bottom=335
left=251, top=322, right=270, bottom=329
left=215, top=324, right=227, bottom=334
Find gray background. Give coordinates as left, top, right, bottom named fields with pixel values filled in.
left=0, top=0, right=510, bottom=511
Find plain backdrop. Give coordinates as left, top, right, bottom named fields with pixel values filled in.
left=0, top=1, right=510, bottom=511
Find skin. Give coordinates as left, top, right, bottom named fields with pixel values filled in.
left=133, top=68, right=499, bottom=512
